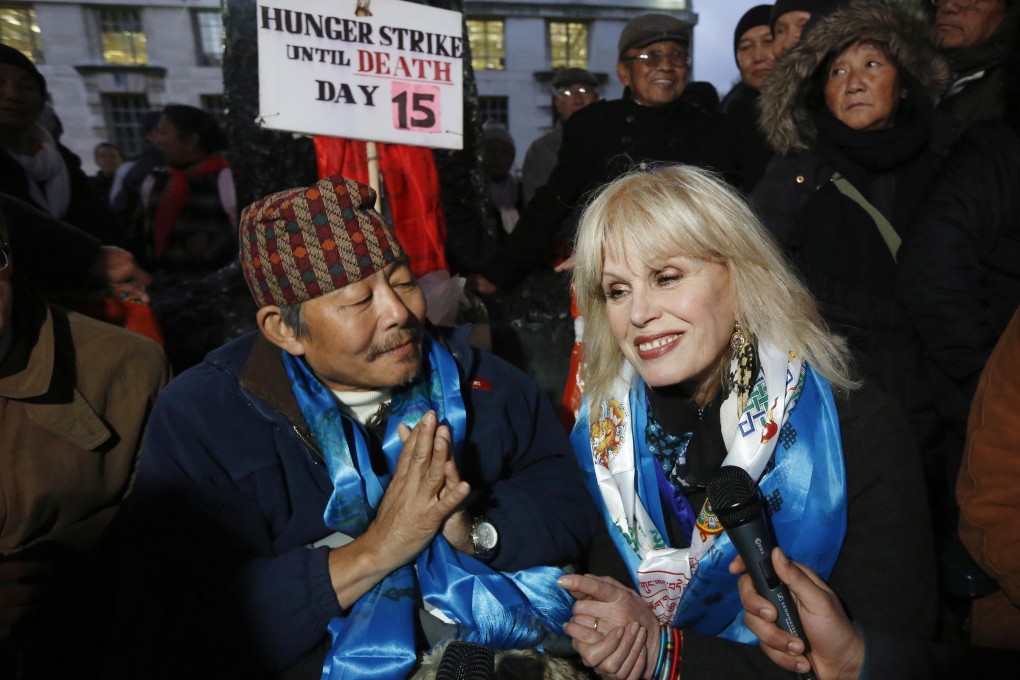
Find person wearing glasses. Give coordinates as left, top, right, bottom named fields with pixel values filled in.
left=0, top=207, right=168, bottom=679
left=520, top=68, right=600, bottom=204
left=468, top=14, right=735, bottom=295
left=933, top=0, right=1018, bottom=138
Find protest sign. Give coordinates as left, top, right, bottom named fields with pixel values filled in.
left=257, top=0, right=464, bottom=150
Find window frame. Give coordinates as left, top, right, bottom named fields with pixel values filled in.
left=0, top=4, right=44, bottom=63
left=102, top=92, right=151, bottom=158
left=466, top=18, right=505, bottom=71
left=548, top=20, right=589, bottom=70
left=478, top=95, right=509, bottom=127
left=97, top=6, right=148, bottom=66
left=193, top=9, right=224, bottom=67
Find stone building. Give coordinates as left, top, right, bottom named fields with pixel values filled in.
left=1, top=0, right=694, bottom=172
left=1, top=0, right=225, bottom=170
left=465, top=0, right=694, bottom=160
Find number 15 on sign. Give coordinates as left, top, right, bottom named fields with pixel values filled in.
left=392, top=82, right=441, bottom=133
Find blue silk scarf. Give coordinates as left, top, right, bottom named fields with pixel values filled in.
left=283, top=334, right=573, bottom=679
left=571, top=364, right=847, bottom=643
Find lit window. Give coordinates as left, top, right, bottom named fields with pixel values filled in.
left=0, top=5, right=43, bottom=62
left=466, top=19, right=504, bottom=71
left=99, top=7, right=148, bottom=66
left=478, top=96, right=508, bottom=127
left=194, top=10, right=223, bottom=66
left=549, top=21, right=588, bottom=69
left=103, top=93, right=150, bottom=157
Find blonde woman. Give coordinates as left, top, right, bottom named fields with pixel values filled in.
left=559, top=165, right=934, bottom=679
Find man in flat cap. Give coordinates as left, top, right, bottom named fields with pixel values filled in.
left=469, top=13, right=735, bottom=294
left=520, top=67, right=600, bottom=204
left=107, top=175, right=597, bottom=678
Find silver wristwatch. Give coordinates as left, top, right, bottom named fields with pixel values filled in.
left=470, top=515, right=499, bottom=562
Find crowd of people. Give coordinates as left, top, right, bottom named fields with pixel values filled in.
left=2, top=0, right=1020, bottom=678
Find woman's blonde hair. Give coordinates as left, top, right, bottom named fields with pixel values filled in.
left=571, top=164, right=857, bottom=403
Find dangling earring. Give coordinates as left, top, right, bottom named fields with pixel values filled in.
left=730, top=324, right=755, bottom=412
left=730, top=324, right=747, bottom=351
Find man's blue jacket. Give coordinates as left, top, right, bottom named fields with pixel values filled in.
left=108, top=326, right=598, bottom=677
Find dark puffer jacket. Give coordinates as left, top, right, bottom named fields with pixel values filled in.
left=750, top=1, right=959, bottom=495
left=751, top=1, right=952, bottom=432
left=896, top=118, right=1020, bottom=473
left=480, top=94, right=736, bottom=291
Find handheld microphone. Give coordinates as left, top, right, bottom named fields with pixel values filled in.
left=706, top=465, right=817, bottom=680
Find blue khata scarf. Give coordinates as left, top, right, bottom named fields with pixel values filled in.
left=283, top=334, right=573, bottom=679
left=570, top=346, right=847, bottom=642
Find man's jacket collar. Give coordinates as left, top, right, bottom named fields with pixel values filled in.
left=0, top=276, right=111, bottom=450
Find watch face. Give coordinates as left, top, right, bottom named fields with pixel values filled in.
left=473, top=521, right=498, bottom=551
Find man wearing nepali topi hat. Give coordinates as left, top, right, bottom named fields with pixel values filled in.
left=108, top=175, right=598, bottom=678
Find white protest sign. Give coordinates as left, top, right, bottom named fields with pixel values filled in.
left=257, top=0, right=464, bottom=150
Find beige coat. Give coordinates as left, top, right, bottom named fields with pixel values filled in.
left=0, top=279, right=169, bottom=555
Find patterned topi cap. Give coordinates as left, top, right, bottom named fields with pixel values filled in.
left=238, top=174, right=404, bottom=308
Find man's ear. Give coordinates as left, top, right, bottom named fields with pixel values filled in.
left=616, top=61, right=633, bottom=89
left=257, top=305, right=306, bottom=356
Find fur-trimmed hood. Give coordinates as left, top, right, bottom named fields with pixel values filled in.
left=759, top=0, right=950, bottom=155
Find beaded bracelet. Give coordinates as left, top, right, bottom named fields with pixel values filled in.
left=652, top=624, right=685, bottom=680
left=670, top=625, right=683, bottom=680
left=652, top=623, right=669, bottom=679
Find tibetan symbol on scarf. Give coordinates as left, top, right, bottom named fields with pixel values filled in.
left=572, top=343, right=847, bottom=640
left=760, top=397, right=781, bottom=443
left=695, top=500, right=723, bottom=542
left=591, top=398, right=627, bottom=468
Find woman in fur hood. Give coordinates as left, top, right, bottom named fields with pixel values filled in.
left=750, top=0, right=952, bottom=469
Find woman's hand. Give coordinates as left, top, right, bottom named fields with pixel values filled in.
left=730, top=548, right=864, bottom=680
left=559, top=573, right=661, bottom=679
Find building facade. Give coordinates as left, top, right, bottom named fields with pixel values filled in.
left=2, top=0, right=694, bottom=174
left=1, top=0, right=224, bottom=170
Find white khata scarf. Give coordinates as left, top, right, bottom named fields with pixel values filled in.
left=6, top=123, right=71, bottom=219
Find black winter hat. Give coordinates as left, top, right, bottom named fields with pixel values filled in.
left=0, top=43, right=46, bottom=96
left=770, top=0, right=842, bottom=30
left=734, top=5, right=774, bottom=64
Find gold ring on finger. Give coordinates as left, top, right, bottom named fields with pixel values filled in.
left=592, top=617, right=599, bottom=632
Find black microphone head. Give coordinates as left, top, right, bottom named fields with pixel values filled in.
left=706, top=465, right=763, bottom=529
left=434, top=641, right=495, bottom=680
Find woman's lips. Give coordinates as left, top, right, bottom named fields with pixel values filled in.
left=635, top=332, right=682, bottom=360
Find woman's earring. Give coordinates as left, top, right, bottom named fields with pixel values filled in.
left=730, top=325, right=747, bottom=351
left=730, top=324, right=755, bottom=411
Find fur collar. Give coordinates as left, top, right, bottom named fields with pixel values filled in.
left=759, top=0, right=950, bottom=155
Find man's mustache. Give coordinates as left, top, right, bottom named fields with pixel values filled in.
left=367, top=327, right=422, bottom=361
